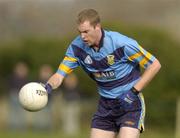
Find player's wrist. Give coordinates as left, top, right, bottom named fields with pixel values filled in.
left=45, top=83, right=53, bottom=94
left=131, top=86, right=140, bottom=95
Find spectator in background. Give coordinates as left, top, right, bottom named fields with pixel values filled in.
left=0, top=77, right=8, bottom=130
left=61, top=73, right=81, bottom=135
left=37, top=64, right=53, bottom=129
left=38, top=64, right=54, bottom=84
left=9, top=62, right=29, bottom=94
left=7, top=62, right=29, bottom=129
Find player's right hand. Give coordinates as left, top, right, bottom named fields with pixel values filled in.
left=40, top=83, right=52, bottom=94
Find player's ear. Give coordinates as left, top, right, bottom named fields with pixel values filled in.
left=95, top=23, right=101, bottom=29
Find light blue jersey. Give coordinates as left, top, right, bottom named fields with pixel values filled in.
left=57, top=30, right=156, bottom=98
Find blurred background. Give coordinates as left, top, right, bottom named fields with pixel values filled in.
left=0, top=0, right=180, bottom=138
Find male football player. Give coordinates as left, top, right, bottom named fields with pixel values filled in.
left=44, top=9, right=161, bottom=138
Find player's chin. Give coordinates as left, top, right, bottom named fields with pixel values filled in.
left=85, top=43, right=92, bottom=47
left=87, top=42, right=95, bottom=47
left=84, top=41, right=90, bottom=46
left=83, top=40, right=92, bottom=46
left=88, top=44, right=94, bottom=48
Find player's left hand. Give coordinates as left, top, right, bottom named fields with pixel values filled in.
left=119, top=90, right=139, bottom=104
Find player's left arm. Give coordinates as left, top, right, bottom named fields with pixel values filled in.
left=124, top=40, right=161, bottom=93
left=133, top=58, right=161, bottom=92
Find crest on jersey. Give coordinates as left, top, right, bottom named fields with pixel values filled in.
left=84, top=55, right=93, bottom=64
left=107, top=55, right=115, bottom=65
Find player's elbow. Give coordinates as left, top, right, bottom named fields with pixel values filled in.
left=153, top=59, right=161, bottom=72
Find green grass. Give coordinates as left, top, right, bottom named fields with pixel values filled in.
left=0, top=130, right=87, bottom=138
left=0, top=129, right=174, bottom=138
left=141, top=129, right=174, bottom=138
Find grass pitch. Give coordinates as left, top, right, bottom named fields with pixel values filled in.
left=0, top=128, right=174, bottom=138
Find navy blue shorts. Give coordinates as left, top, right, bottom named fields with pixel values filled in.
left=91, top=93, right=145, bottom=133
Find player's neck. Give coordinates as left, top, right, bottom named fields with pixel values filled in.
left=92, top=29, right=102, bottom=52
left=95, top=29, right=102, bottom=47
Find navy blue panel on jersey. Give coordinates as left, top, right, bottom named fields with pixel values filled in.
left=72, top=44, right=125, bottom=70
left=96, top=67, right=140, bottom=90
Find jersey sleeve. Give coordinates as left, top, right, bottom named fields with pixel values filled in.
left=56, top=45, right=79, bottom=76
left=124, top=40, right=156, bottom=69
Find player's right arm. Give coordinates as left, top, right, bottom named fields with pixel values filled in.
left=45, top=56, right=77, bottom=94
left=46, top=73, right=65, bottom=90
left=45, top=43, right=79, bottom=94
left=46, top=55, right=78, bottom=90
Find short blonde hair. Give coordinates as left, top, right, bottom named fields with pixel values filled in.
left=77, top=9, right=100, bottom=26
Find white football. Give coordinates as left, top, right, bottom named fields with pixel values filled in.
left=19, top=82, right=48, bottom=112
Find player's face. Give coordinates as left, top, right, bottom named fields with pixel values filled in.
left=77, top=20, right=101, bottom=46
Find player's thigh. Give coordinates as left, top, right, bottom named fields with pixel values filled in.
left=90, top=128, right=116, bottom=138
left=118, top=127, right=140, bottom=138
